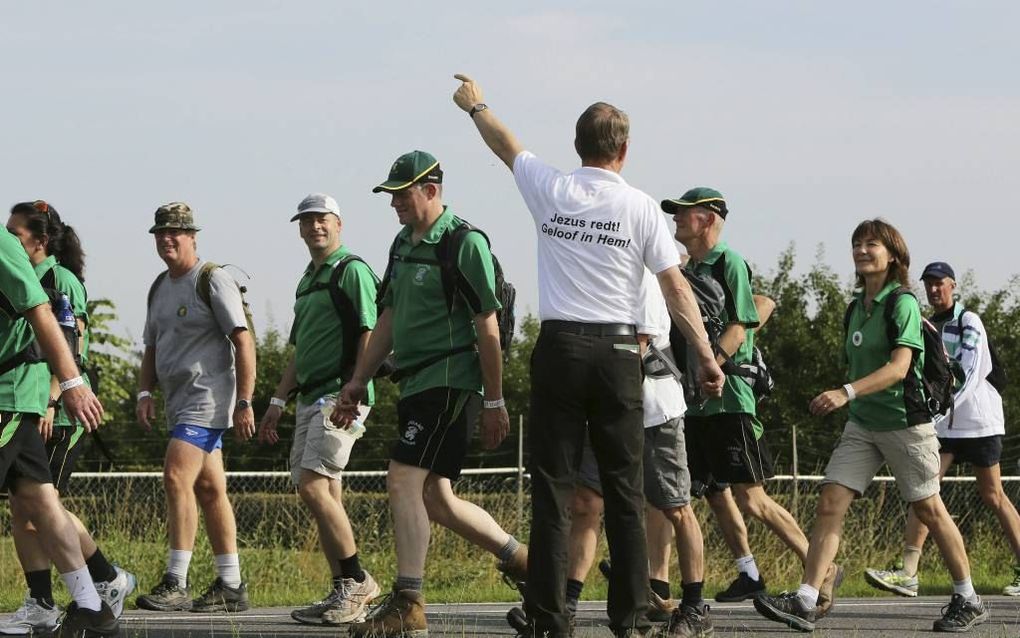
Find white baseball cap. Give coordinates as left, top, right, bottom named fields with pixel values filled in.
left=291, top=193, right=340, bottom=221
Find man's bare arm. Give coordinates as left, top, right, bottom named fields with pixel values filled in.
left=453, top=74, right=524, bottom=171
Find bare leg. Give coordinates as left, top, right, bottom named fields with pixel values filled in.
left=912, top=494, right=971, bottom=582
left=386, top=461, right=431, bottom=578
left=705, top=488, right=752, bottom=558
left=565, top=487, right=604, bottom=582
left=662, top=505, right=704, bottom=585
left=163, top=440, right=205, bottom=552
left=421, top=473, right=516, bottom=555
left=974, top=463, right=1020, bottom=561
left=732, top=483, right=809, bottom=563
left=646, top=505, right=673, bottom=583
left=803, top=484, right=854, bottom=588
left=192, top=449, right=237, bottom=556
left=298, top=470, right=357, bottom=577
left=903, top=453, right=954, bottom=554
left=11, top=480, right=87, bottom=575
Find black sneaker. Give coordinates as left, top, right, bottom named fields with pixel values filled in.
left=932, top=594, right=989, bottom=632
left=56, top=601, right=119, bottom=637
left=190, top=578, right=250, bottom=613
left=136, top=574, right=191, bottom=611
left=714, top=573, right=765, bottom=602
left=662, top=603, right=713, bottom=637
left=753, top=592, right=816, bottom=632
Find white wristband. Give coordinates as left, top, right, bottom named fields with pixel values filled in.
left=483, top=398, right=505, bottom=409
left=270, top=397, right=287, bottom=408
left=842, top=383, right=857, bottom=401
left=137, top=390, right=152, bottom=401
left=59, top=376, right=85, bottom=393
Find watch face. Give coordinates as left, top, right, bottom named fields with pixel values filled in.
left=237, top=399, right=251, bottom=409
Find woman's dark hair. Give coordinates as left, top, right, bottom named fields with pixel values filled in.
left=10, top=200, right=86, bottom=282
left=851, top=218, right=910, bottom=289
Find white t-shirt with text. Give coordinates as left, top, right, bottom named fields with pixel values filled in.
left=637, top=271, right=686, bottom=427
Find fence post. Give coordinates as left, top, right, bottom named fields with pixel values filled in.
left=792, top=423, right=799, bottom=519
left=517, top=414, right=525, bottom=535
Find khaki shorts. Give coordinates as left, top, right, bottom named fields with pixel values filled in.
left=822, top=421, right=940, bottom=503
left=289, top=396, right=371, bottom=486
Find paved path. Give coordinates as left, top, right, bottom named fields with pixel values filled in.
left=115, top=597, right=1020, bottom=637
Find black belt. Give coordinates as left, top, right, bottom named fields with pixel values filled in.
left=541, top=320, right=636, bottom=337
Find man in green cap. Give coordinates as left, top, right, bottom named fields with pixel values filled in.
left=663, top=187, right=841, bottom=615
left=335, top=151, right=526, bottom=638
left=135, top=202, right=256, bottom=613
left=257, top=193, right=381, bottom=626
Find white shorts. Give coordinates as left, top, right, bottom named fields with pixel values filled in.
left=289, top=396, right=370, bottom=486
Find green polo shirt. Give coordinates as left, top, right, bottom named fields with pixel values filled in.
left=381, top=207, right=500, bottom=399
left=290, top=245, right=378, bottom=405
left=34, top=257, right=92, bottom=426
left=685, top=241, right=761, bottom=421
left=0, top=229, right=51, bottom=416
left=845, top=281, right=926, bottom=431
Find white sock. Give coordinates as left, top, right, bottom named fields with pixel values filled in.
left=215, top=553, right=242, bottom=589
left=61, top=567, right=102, bottom=612
left=952, top=577, right=978, bottom=603
left=736, top=555, right=761, bottom=581
left=167, top=549, right=193, bottom=588
left=797, top=583, right=819, bottom=609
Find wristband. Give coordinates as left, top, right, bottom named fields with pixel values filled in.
left=270, top=397, right=287, bottom=409
left=137, top=390, right=152, bottom=401
left=483, top=398, right=505, bottom=409
left=58, top=376, right=85, bottom=392
left=842, top=383, right=857, bottom=401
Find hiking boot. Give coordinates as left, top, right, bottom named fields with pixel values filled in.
left=94, top=566, right=137, bottom=619
left=660, top=603, right=713, bottom=637
left=321, top=572, right=382, bottom=625
left=189, top=578, right=250, bottom=613
left=1003, top=565, right=1020, bottom=596
left=815, top=562, right=844, bottom=619
left=0, top=595, right=60, bottom=635
left=753, top=592, right=816, bottom=632
left=648, top=591, right=677, bottom=623
left=55, top=601, right=119, bottom=637
left=932, top=594, right=988, bottom=632
left=498, top=544, right=529, bottom=586
left=136, top=574, right=191, bottom=611
left=348, top=588, right=428, bottom=637
left=714, top=573, right=765, bottom=602
left=864, top=563, right=919, bottom=597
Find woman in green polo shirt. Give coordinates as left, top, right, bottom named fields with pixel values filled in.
left=753, top=219, right=987, bottom=633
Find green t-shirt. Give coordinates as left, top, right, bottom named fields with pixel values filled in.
left=34, top=257, right=91, bottom=426
left=381, top=207, right=501, bottom=399
left=684, top=241, right=761, bottom=420
left=845, top=281, right=927, bottom=431
left=0, top=229, right=51, bottom=416
left=289, top=245, right=378, bottom=405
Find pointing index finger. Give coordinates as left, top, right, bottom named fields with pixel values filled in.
left=454, top=73, right=473, bottom=83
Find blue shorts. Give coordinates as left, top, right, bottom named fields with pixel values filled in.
left=171, top=424, right=225, bottom=453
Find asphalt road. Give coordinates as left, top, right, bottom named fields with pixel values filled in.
left=113, top=596, right=1020, bottom=637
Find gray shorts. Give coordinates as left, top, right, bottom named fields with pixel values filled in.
left=289, top=397, right=371, bottom=486
left=576, top=417, right=691, bottom=510
left=822, top=421, right=940, bottom=503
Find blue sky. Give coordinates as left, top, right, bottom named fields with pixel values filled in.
left=2, top=1, right=1017, bottom=342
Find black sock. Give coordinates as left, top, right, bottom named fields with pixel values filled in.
left=26, top=569, right=53, bottom=606
left=565, top=579, right=584, bottom=613
left=339, top=553, right=366, bottom=583
left=332, top=575, right=344, bottom=590
left=681, top=581, right=704, bottom=609
left=85, top=547, right=117, bottom=584
left=650, top=578, right=671, bottom=601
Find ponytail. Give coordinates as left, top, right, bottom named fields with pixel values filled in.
left=9, top=200, right=87, bottom=282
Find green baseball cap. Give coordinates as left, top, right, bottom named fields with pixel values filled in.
left=149, top=202, right=201, bottom=233
left=661, top=187, right=728, bottom=219
left=372, top=150, right=443, bottom=193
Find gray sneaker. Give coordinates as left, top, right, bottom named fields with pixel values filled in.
left=291, top=587, right=348, bottom=625
left=136, top=574, right=191, bottom=611
left=95, top=566, right=137, bottom=618
left=0, top=595, right=61, bottom=635
left=190, top=578, right=250, bottom=613
left=321, top=571, right=382, bottom=625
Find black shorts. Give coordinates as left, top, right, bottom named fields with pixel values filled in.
left=47, top=425, right=87, bottom=493
left=938, top=435, right=1003, bottom=468
left=0, top=412, right=53, bottom=493
left=391, top=387, right=480, bottom=480
left=685, top=412, right=775, bottom=485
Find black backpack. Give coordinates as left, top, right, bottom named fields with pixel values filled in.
left=843, top=288, right=959, bottom=420
left=0, top=268, right=80, bottom=376
left=668, top=261, right=774, bottom=405
left=959, top=310, right=1008, bottom=393
left=379, top=219, right=516, bottom=383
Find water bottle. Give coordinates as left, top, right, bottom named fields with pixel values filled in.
left=318, top=397, right=366, bottom=439
left=55, top=293, right=76, bottom=329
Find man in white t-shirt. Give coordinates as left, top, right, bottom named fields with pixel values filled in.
left=453, top=74, right=724, bottom=638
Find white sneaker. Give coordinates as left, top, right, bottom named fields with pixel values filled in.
left=0, top=595, right=60, bottom=635
left=94, top=566, right=137, bottom=618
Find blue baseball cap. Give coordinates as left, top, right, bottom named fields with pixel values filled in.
left=920, top=262, right=956, bottom=281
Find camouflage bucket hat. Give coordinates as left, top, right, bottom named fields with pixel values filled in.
left=149, top=202, right=201, bottom=233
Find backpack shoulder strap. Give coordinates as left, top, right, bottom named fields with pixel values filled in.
left=376, top=235, right=403, bottom=305
left=196, top=262, right=221, bottom=309
left=326, top=255, right=364, bottom=321
left=883, top=286, right=912, bottom=345
left=146, top=271, right=170, bottom=309
left=843, top=298, right=857, bottom=337
left=40, top=267, right=57, bottom=290
left=438, top=221, right=490, bottom=313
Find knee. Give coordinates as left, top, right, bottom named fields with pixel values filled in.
left=910, top=497, right=944, bottom=526
left=421, top=482, right=447, bottom=519
left=979, top=486, right=1004, bottom=509
left=163, top=466, right=192, bottom=497
left=570, top=489, right=604, bottom=523
left=733, top=491, right=761, bottom=519
left=194, top=478, right=223, bottom=507
left=297, top=477, right=331, bottom=509
left=816, top=489, right=849, bottom=520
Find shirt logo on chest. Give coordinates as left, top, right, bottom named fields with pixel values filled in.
left=413, top=265, right=429, bottom=285
left=177, top=305, right=188, bottom=318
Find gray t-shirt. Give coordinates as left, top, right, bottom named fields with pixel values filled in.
left=143, top=260, right=248, bottom=429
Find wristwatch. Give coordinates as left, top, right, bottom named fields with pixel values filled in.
left=469, top=103, right=489, bottom=118
left=236, top=398, right=252, bottom=410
